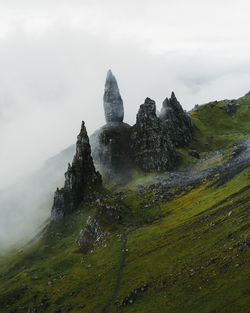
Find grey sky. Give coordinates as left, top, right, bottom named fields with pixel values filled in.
left=0, top=0, right=250, bottom=188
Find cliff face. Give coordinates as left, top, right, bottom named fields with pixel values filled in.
left=159, top=92, right=195, bottom=147
left=130, top=98, right=177, bottom=172
left=51, top=122, right=101, bottom=221
left=92, top=71, right=195, bottom=175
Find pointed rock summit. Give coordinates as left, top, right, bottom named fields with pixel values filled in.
left=130, top=98, right=177, bottom=172
left=51, top=121, right=102, bottom=221
left=160, top=92, right=195, bottom=147
left=103, top=70, right=124, bottom=123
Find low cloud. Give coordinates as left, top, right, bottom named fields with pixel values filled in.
left=0, top=0, right=250, bottom=248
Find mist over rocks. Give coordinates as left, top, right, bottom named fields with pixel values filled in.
left=159, top=92, right=195, bottom=147
left=91, top=71, right=196, bottom=176
left=91, top=70, right=132, bottom=178
left=91, top=122, right=132, bottom=179
left=52, top=71, right=196, bottom=221
left=51, top=121, right=101, bottom=221
left=130, top=97, right=177, bottom=172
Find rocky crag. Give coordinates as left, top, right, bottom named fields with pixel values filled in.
left=92, top=70, right=195, bottom=176
left=51, top=70, right=195, bottom=220
left=51, top=122, right=101, bottom=221
left=159, top=92, right=195, bottom=147
left=130, top=97, right=177, bottom=172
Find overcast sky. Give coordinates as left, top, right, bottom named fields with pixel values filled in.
left=0, top=0, right=250, bottom=188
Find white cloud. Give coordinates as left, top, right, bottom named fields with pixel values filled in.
left=0, top=0, right=249, bottom=188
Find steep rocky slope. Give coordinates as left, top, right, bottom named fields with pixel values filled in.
left=0, top=94, right=249, bottom=313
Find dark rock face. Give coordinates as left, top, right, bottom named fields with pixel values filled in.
left=51, top=122, right=102, bottom=221
left=103, top=70, right=124, bottom=123
left=91, top=70, right=132, bottom=178
left=91, top=122, right=132, bottom=178
left=159, top=92, right=195, bottom=147
left=245, top=90, right=250, bottom=97
left=130, top=98, right=177, bottom=172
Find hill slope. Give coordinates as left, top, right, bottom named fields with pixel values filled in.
left=0, top=96, right=249, bottom=313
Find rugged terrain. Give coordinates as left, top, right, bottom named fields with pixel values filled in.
left=0, top=93, right=249, bottom=313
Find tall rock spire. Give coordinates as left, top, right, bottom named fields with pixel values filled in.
left=51, top=121, right=102, bottom=221
left=103, top=70, right=124, bottom=123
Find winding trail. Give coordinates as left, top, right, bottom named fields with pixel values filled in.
left=100, top=140, right=250, bottom=313
left=100, top=231, right=128, bottom=313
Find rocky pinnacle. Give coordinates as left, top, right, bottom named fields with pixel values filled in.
left=103, top=70, right=124, bottom=123
left=51, top=121, right=102, bottom=221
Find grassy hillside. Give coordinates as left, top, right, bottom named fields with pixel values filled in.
left=190, top=96, right=250, bottom=151
left=0, top=97, right=249, bottom=313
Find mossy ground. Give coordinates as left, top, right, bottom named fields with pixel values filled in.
left=0, top=97, right=249, bottom=313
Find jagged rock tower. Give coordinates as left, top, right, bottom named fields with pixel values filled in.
left=159, top=92, right=195, bottom=147
left=91, top=70, right=132, bottom=178
left=51, top=121, right=102, bottom=221
left=130, top=98, right=177, bottom=172
left=91, top=72, right=196, bottom=176
left=103, top=69, right=124, bottom=123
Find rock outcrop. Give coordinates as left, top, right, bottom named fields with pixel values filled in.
left=91, top=70, right=132, bottom=178
left=130, top=98, right=177, bottom=172
left=76, top=193, right=122, bottom=252
left=219, top=100, right=240, bottom=115
left=51, top=121, right=102, bottom=221
left=76, top=216, right=108, bottom=253
left=159, top=92, right=194, bottom=147
left=103, top=70, right=124, bottom=123
left=244, top=90, right=250, bottom=97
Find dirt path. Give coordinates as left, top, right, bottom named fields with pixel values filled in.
left=100, top=231, right=128, bottom=313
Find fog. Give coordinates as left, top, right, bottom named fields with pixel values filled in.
left=0, top=0, right=250, bottom=249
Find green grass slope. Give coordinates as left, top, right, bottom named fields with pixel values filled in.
left=190, top=96, right=250, bottom=152
left=0, top=97, right=249, bottom=313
